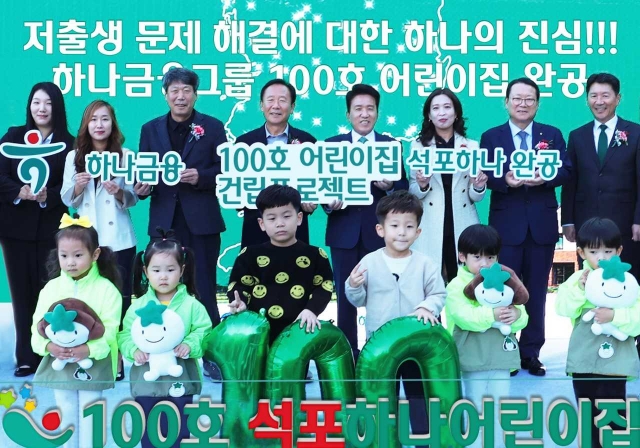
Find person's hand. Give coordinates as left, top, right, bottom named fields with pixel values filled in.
left=102, top=180, right=121, bottom=196
left=18, top=185, right=36, bottom=201
left=296, top=309, right=321, bottom=333
left=348, top=263, right=367, bottom=288
left=632, top=224, right=640, bottom=242
left=563, top=225, right=576, bottom=243
left=499, top=306, right=521, bottom=325
left=326, top=199, right=344, bottom=211
left=133, top=349, right=149, bottom=365
left=524, top=170, right=545, bottom=187
left=493, top=306, right=508, bottom=321
left=71, top=344, right=90, bottom=361
left=579, top=270, right=590, bottom=290
left=229, top=290, right=247, bottom=314
left=412, top=308, right=438, bottom=325
left=35, top=187, right=47, bottom=203
left=74, top=172, right=92, bottom=190
left=47, top=342, right=73, bottom=360
left=471, top=171, right=488, bottom=189
left=301, top=202, right=317, bottom=213
left=415, top=170, right=431, bottom=190
left=174, top=343, right=191, bottom=359
left=505, top=171, right=525, bottom=188
left=134, top=182, right=151, bottom=196
left=180, top=168, right=199, bottom=185
left=594, top=307, right=614, bottom=324
left=373, top=179, right=393, bottom=191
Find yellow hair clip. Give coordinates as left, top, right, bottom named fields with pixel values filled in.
left=59, top=213, right=92, bottom=229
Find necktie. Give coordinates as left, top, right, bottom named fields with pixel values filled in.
left=517, top=130, right=528, bottom=150
left=597, top=124, right=608, bottom=164
left=358, top=136, right=368, bottom=143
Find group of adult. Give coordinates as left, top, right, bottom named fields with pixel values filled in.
left=1, top=69, right=638, bottom=382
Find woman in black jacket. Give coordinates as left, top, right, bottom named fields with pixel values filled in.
left=0, top=82, right=74, bottom=376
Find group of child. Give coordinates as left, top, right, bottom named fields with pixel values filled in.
left=28, top=184, right=640, bottom=448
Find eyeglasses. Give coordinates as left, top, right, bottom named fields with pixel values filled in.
left=510, top=97, right=537, bottom=106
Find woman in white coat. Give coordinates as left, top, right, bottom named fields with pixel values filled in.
left=409, top=88, right=488, bottom=282
left=61, top=100, right=138, bottom=379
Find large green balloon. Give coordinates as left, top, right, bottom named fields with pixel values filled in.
left=203, top=310, right=270, bottom=447
left=356, top=316, right=462, bottom=448
left=266, top=320, right=356, bottom=443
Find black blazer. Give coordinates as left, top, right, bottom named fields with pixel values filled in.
left=323, top=131, right=408, bottom=250
left=0, top=125, right=73, bottom=241
left=138, top=111, right=227, bottom=237
left=561, top=117, right=640, bottom=238
left=482, top=121, right=570, bottom=246
left=235, top=124, right=317, bottom=247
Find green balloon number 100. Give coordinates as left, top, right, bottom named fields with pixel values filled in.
left=204, top=312, right=463, bottom=448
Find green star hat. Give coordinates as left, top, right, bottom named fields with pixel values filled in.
left=479, top=264, right=510, bottom=292
left=44, top=304, right=77, bottom=332
left=600, top=255, right=631, bottom=282
left=135, top=301, right=167, bottom=327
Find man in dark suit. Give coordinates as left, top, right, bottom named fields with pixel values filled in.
left=135, top=67, right=225, bottom=331
left=561, top=73, right=640, bottom=280
left=235, top=79, right=317, bottom=247
left=324, top=83, right=408, bottom=359
left=482, top=77, right=571, bottom=376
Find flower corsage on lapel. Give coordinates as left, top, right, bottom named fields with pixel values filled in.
left=534, top=139, right=553, bottom=150
left=189, top=123, right=205, bottom=142
left=614, top=129, right=628, bottom=146
left=288, top=136, right=301, bottom=144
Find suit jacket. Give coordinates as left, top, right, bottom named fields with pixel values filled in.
left=323, top=131, right=409, bottom=250
left=235, top=124, right=316, bottom=247
left=408, top=134, right=485, bottom=274
left=0, top=125, right=74, bottom=241
left=61, top=149, right=138, bottom=251
left=481, top=121, right=570, bottom=246
left=138, top=111, right=226, bottom=237
left=561, top=117, right=640, bottom=238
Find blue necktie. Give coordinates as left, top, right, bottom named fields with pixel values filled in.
left=517, top=130, right=528, bottom=150
left=358, top=136, right=367, bottom=143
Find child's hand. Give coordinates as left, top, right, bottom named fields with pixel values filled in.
left=594, top=307, right=614, bottom=324
left=134, top=349, right=149, bottom=365
left=47, top=342, right=73, bottom=360
left=296, top=309, right=321, bottom=333
left=499, top=306, right=521, bottom=325
left=229, top=290, right=247, bottom=314
left=412, top=308, right=438, bottom=325
left=579, top=270, right=590, bottom=290
left=174, top=343, right=191, bottom=359
left=71, top=344, right=90, bottom=361
left=348, top=263, right=367, bottom=288
left=493, top=306, right=507, bottom=321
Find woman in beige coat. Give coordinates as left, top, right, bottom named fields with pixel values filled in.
left=409, top=88, right=488, bottom=282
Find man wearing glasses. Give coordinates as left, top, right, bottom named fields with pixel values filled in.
left=480, top=77, right=571, bottom=376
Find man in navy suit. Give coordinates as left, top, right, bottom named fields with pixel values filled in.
left=481, top=77, right=571, bottom=376
left=135, top=67, right=225, bottom=327
left=561, top=73, right=640, bottom=281
left=324, top=84, right=408, bottom=358
left=235, top=79, right=317, bottom=247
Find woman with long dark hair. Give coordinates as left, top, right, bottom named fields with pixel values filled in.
left=409, top=88, right=488, bottom=282
left=0, top=82, right=74, bottom=376
left=61, top=100, right=138, bottom=380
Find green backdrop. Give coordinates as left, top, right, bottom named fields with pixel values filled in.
left=1, top=0, right=637, bottom=302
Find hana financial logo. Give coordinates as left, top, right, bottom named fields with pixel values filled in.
left=0, top=130, right=67, bottom=195
left=3, top=408, right=73, bottom=447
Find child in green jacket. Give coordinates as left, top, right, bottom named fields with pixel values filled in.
left=556, top=217, right=640, bottom=448
left=31, top=214, right=123, bottom=448
left=445, top=224, right=529, bottom=448
left=118, top=229, right=212, bottom=448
